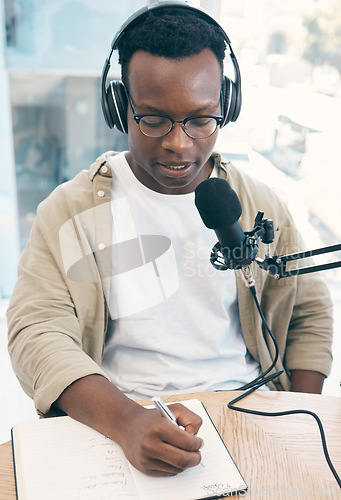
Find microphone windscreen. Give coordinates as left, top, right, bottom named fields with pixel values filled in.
left=194, top=178, right=242, bottom=229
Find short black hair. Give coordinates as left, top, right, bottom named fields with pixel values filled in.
left=117, top=9, right=226, bottom=87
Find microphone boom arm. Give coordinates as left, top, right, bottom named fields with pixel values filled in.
left=256, top=244, right=341, bottom=279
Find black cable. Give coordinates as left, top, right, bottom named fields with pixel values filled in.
left=228, top=284, right=341, bottom=488
left=236, top=285, right=280, bottom=391
left=228, top=387, right=341, bottom=488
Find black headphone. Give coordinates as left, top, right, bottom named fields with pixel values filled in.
left=101, top=0, right=242, bottom=133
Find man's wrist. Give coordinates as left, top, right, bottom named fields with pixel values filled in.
left=55, top=374, right=140, bottom=443
left=290, top=369, right=326, bottom=394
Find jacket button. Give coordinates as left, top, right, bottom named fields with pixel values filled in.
left=97, top=190, right=105, bottom=197
left=98, top=243, right=105, bottom=250
left=101, top=165, right=108, bottom=174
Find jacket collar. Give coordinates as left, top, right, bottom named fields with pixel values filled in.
left=212, top=151, right=230, bottom=179
left=89, top=151, right=116, bottom=181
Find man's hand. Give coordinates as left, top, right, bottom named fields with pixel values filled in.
left=117, top=403, right=203, bottom=476
left=55, top=375, right=203, bottom=477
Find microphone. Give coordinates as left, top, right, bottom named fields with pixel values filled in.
left=194, top=177, right=258, bottom=286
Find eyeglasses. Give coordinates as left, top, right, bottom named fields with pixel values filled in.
left=126, top=90, right=223, bottom=139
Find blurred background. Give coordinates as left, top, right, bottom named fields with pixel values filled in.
left=1, top=0, right=341, bottom=442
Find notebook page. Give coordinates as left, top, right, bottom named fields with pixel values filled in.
left=12, top=416, right=137, bottom=500
left=130, top=399, right=247, bottom=500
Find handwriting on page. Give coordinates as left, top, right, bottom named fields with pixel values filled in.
left=15, top=417, right=137, bottom=499
left=76, top=435, right=135, bottom=498
left=201, top=482, right=245, bottom=497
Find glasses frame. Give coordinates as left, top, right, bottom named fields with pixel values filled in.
left=125, top=90, right=224, bottom=139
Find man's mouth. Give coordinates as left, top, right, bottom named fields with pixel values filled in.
left=164, top=165, right=188, bottom=170
left=158, top=163, right=193, bottom=177
left=159, top=162, right=193, bottom=170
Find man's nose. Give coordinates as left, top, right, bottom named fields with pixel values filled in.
left=161, top=122, right=193, bottom=152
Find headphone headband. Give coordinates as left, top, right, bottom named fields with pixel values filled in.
left=101, top=0, right=242, bottom=131
left=111, top=1, right=232, bottom=51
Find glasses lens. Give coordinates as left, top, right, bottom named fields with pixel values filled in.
left=139, top=116, right=173, bottom=137
left=185, top=117, right=218, bottom=139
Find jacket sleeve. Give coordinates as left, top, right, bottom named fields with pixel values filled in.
left=7, top=190, right=110, bottom=417
left=255, top=201, right=333, bottom=380
left=282, top=230, right=333, bottom=376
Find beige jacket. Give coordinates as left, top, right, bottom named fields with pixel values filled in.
left=7, top=152, right=333, bottom=417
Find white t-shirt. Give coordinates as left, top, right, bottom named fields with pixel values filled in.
left=101, top=152, right=262, bottom=400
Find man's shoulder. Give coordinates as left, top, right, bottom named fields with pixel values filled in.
left=38, top=169, right=92, bottom=215
left=36, top=151, right=117, bottom=221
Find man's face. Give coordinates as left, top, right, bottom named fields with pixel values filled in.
left=125, top=49, right=222, bottom=195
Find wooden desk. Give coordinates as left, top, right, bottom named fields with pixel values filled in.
left=1, top=390, right=340, bottom=499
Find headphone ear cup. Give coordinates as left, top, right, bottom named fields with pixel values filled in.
left=105, top=81, right=129, bottom=133
left=220, top=76, right=240, bottom=127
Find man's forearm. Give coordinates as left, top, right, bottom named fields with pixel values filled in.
left=290, top=370, right=326, bottom=394
left=55, top=374, right=141, bottom=444
left=54, top=374, right=204, bottom=476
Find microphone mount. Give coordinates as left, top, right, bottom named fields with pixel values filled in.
left=210, top=211, right=275, bottom=271
left=210, top=210, right=341, bottom=279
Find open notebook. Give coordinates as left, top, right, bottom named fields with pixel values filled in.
left=11, top=398, right=247, bottom=500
